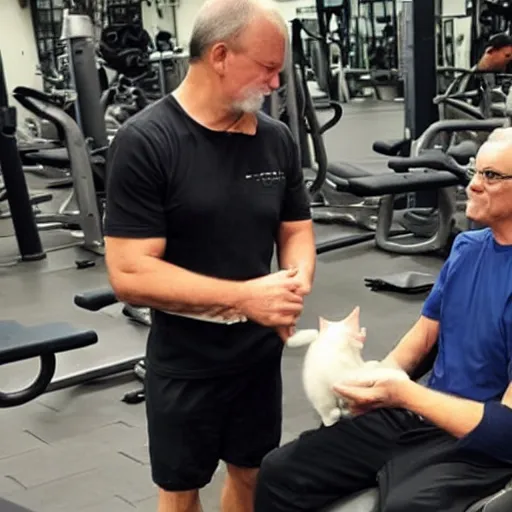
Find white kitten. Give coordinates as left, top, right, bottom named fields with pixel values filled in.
left=286, top=306, right=409, bottom=427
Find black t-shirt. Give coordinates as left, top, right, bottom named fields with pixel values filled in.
left=104, top=95, right=311, bottom=378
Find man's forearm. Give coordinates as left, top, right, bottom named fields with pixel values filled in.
left=110, top=255, right=242, bottom=312
left=394, top=380, right=485, bottom=438
left=277, top=221, right=316, bottom=289
left=383, top=316, right=439, bottom=374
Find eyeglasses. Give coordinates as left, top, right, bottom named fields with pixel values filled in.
left=466, top=167, right=512, bottom=182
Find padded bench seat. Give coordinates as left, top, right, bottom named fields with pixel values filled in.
left=327, top=161, right=373, bottom=179
left=327, top=170, right=460, bottom=196
left=372, top=138, right=407, bottom=156
left=0, top=320, right=98, bottom=407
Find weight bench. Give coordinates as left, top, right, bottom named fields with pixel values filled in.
left=12, top=86, right=105, bottom=254
left=324, top=169, right=460, bottom=254
left=0, top=320, right=97, bottom=407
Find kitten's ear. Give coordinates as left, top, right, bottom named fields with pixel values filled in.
left=343, top=306, right=360, bottom=331
left=319, top=316, right=330, bottom=332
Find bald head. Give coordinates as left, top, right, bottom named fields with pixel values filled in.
left=467, top=126, right=512, bottom=234
left=189, top=0, right=287, bottom=63
left=486, top=126, right=512, bottom=144
left=477, top=127, right=512, bottom=169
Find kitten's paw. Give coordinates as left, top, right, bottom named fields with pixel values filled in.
left=320, top=408, right=342, bottom=427
left=329, top=407, right=342, bottom=422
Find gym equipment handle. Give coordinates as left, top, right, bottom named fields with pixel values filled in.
left=0, top=354, right=56, bottom=408
left=74, top=289, right=119, bottom=311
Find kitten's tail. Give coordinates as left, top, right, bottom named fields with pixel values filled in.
left=286, top=329, right=319, bottom=348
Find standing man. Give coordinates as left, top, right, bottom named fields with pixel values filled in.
left=103, top=0, right=316, bottom=511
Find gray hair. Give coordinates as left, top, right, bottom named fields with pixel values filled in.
left=188, top=0, right=287, bottom=62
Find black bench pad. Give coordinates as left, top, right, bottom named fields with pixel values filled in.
left=372, top=138, right=407, bottom=156
left=387, top=149, right=465, bottom=178
left=0, top=321, right=98, bottom=365
left=327, top=170, right=460, bottom=196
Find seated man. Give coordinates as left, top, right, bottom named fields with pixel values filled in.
left=254, top=128, right=512, bottom=512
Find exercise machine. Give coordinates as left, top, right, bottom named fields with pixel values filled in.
left=280, top=2, right=509, bottom=257
left=0, top=320, right=98, bottom=407
left=0, top=290, right=148, bottom=408
left=282, top=18, right=508, bottom=256
left=61, top=9, right=109, bottom=194
left=74, top=288, right=148, bottom=404
left=13, top=87, right=105, bottom=254
left=0, top=51, right=46, bottom=263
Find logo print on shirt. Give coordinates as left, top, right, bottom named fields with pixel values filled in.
left=245, top=171, right=286, bottom=187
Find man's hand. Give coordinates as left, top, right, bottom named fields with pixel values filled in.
left=333, top=370, right=409, bottom=416
left=276, top=325, right=296, bottom=342
left=293, top=268, right=312, bottom=296
left=236, top=268, right=304, bottom=328
left=273, top=267, right=312, bottom=342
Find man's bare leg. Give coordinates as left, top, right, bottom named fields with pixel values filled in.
left=158, top=489, right=202, bottom=512
left=221, top=464, right=259, bottom=512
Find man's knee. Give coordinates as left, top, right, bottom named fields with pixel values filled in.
left=158, top=488, right=201, bottom=512
left=226, top=463, right=259, bottom=489
left=254, top=443, right=303, bottom=510
left=257, top=445, right=292, bottom=490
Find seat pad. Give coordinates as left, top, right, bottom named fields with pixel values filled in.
left=321, top=488, right=379, bottom=512
left=329, top=170, right=460, bottom=196
left=372, top=138, right=407, bottom=156
left=327, top=161, right=373, bottom=179
left=0, top=321, right=98, bottom=365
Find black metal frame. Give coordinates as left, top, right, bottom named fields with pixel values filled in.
left=0, top=52, right=46, bottom=263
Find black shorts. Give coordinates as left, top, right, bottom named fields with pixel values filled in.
left=145, top=355, right=283, bottom=491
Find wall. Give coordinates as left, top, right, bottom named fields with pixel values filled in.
left=175, top=0, right=317, bottom=47
left=0, top=1, right=42, bottom=121
left=142, top=2, right=178, bottom=43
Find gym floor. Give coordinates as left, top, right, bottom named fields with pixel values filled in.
left=0, top=100, right=444, bottom=511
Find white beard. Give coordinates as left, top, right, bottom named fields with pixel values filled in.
left=232, top=90, right=267, bottom=113
left=286, top=313, right=409, bottom=427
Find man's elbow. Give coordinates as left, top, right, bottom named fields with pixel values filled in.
left=107, top=268, right=138, bottom=304
left=105, top=254, right=145, bottom=305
